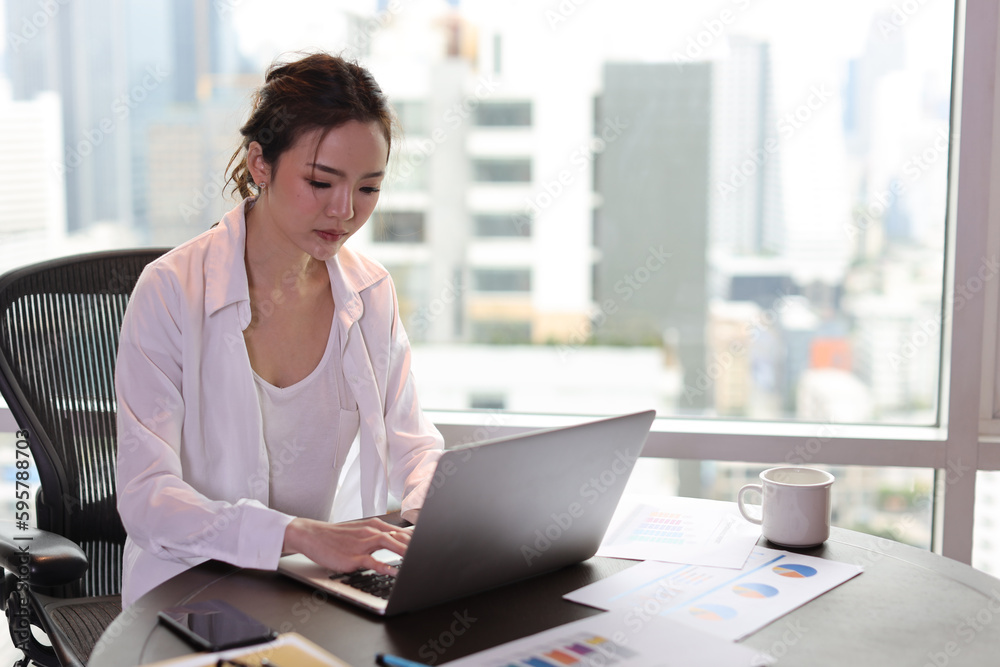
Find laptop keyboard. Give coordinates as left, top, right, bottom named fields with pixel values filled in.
left=332, top=569, right=397, bottom=599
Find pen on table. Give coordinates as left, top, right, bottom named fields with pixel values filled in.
left=375, top=653, right=433, bottom=667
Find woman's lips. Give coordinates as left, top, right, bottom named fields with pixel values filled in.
left=316, top=229, right=347, bottom=242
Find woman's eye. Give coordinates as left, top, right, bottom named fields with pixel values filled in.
left=308, top=180, right=331, bottom=189
left=360, top=186, right=381, bottom=194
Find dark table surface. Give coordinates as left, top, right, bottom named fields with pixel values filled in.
left=90, top=526, right=1000, bottom=666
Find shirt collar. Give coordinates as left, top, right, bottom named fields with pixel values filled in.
left=203, top=197, right=388, bottom=325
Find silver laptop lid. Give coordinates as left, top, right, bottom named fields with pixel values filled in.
left=385, top=409, right=656, bottom=615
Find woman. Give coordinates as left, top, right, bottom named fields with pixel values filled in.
left=115, top=53, right=443, bottom=608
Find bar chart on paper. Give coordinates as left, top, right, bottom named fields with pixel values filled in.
left=488, top=632, right=639, bottom=667
left=598, top=496, right=760, bottom=568
left=441, top=609, right=768, bottom=667
left=622, top=510, right=695, bottom=545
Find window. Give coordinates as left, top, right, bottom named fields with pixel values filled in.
left=393, top=100, right=428, bottom=136
left=473, top=213, right=532, bottom=238
left=3, top=0, right=1000, bottom=571
left=475, top=101, right=532, bottom=127
left=374, top=211, right=425, bottom=243
left=473, top=269, right=531, bottom=293
left=470, top=320, right=532, bottom=345
left=473, top=159, right=532, bottom=183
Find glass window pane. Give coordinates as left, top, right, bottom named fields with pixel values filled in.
left=974, top=471, right=1000, bottom=576
left=374, top=211, right=425, bottom=243
left=473, top=213, right=532, bottom=238
left=475, top=101, right=532, bottom=127
left=627, top=460, right=933, bottom=550
left=0, top=1, right=957, bottom=427
left=472, top=158, right=532, bottom=183
left=473, top=268, right=531, bottom=292
left=393, top=99, right=428, bottom=136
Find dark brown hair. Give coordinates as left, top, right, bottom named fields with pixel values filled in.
left=226, top=52, right=396, bottom=199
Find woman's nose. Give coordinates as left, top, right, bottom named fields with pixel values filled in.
left=327, top=186, right=353, bottom=220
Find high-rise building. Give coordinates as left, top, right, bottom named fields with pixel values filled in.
left=127, top=0, right=250, bottom=243
left=4, top=0, right=131, bottom=233
left=0, top=86, right=65, bottom=268
left=593, top=62, right=711, bottom=411
left=709, top=37, right=784, bottom=258
left=362, top=6, right=596, bottom=347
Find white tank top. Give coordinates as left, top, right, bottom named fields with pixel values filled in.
left=252, top=314, right=360, bottom=521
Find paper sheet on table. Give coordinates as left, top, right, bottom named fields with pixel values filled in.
left=565, top=546, right=862, bottom=641
left=597, top=495, right=760, bottom=568
left=442, top=608, right=770, bottom=667
left=145, top=632, right=349, bottom=667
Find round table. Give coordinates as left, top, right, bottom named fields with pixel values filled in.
left=90, top=527, right=1000, bottom=666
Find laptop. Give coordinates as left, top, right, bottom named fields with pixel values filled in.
left=277, top=409, right=656, bottom=616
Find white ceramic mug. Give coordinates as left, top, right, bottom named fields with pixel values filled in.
left=737, top=466, right=834, bottom=547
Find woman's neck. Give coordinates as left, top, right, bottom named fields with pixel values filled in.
left=244, top=199, right=325, bottom=293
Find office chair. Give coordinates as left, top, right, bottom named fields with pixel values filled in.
left=0, top=249, right=169, bottom=667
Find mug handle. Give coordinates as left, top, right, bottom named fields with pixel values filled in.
left=737, top=484, right=763, bottom=525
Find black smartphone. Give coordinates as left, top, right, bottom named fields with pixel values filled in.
left=156, top=599, right=278, bottom=652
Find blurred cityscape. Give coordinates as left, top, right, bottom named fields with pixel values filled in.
left=2, top=0, right=994, bottom=607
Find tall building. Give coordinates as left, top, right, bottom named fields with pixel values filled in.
left=0, top=86, right=65, bottom=268
left=709, top=37, right=784, bottom=258
left=4, top=0, right=131, bottom=233
left=593, top=62, right=711, bottom=411
left=363, top=6, right=596, bottom=348
left=127, top=0, right=251, bottom=243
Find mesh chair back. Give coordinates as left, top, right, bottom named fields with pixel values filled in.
left=0, top=250, right=168, bottom=598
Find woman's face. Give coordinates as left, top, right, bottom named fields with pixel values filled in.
left=253, top=120, right=388, bottom=261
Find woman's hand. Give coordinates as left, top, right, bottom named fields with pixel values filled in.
left=282, top=516, right=412, bottom=575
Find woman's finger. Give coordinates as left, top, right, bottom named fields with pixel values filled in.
left=381, top=530, right=410, bottom=554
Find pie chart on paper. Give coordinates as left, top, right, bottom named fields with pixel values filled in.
left=689, top=604, right=737, bottom=621
left=772, top=563, right=818, bottom=578
left=732, top=582, right=779, bottom=598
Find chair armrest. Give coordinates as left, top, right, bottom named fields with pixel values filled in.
left=0, top=521, right=88, bottom=587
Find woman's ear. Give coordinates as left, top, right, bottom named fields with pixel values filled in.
left=246, top=141, right=271, bottom=187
